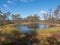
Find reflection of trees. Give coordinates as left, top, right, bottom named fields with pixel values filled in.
left=27, top=23, right=39, bottom=29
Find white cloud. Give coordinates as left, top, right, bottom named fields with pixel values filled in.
left=20, top=0, right=33, bottom=3
left=59, top=11, right=60, bottom=14
left=7, top=0, right=16, bottom=5
left=40, top=10, right=47, bottom=14
left=3, top=4, right=9, bottom=8
left=20, top=0, right=28, bottom=2
left=7, top=0, right=12, bottom=3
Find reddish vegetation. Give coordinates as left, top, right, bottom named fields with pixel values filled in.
left=52, top=33, right=60, bottom=40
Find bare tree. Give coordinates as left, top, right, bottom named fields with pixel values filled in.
left=48, top=8, right=52, bottom=21
left=53, top=5, right=60, bottom=23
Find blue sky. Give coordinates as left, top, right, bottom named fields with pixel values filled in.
left=0, top=0, right=60, bottom=19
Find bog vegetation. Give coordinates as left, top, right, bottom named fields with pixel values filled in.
left=0, top=5, right=60, bottom=45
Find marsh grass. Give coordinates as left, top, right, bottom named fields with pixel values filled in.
left=0, top=24, right=60, bottom=45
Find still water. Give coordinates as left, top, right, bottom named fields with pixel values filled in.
left=15, top=23, right=49, bottom=32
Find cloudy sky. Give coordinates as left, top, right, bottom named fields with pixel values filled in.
left=0, top=0, right=60, bottom=19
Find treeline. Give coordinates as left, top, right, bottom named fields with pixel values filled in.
left=0, top=11, right=13, bottom=25
left=0, top=10, right=40, bottom=25
left=0, top=5, right=60, bottom=25
left=43, top=5, right=60, bottom=22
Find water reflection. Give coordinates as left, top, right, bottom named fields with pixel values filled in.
left=15, top=23, right=49, bottom=32
left=26, top=23, right=39, bottom=29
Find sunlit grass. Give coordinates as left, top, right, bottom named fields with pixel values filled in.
left=0, top=24, right=60, bottom=45
left=37, top=27, right=60, bottom=34
left=0, top=24, right=21, bottom=44
left=36, top=27, right=60, bottom=41
left=0, top=24, right=20, bottom=35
